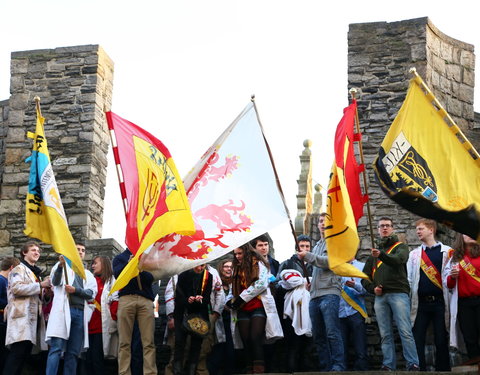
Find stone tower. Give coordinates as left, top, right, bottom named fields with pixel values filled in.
left=348, top=17, right=478, bottom=252
left=0, top=45, right=114, bottom=257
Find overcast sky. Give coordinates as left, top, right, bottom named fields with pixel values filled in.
left=1, top=0, right=478, bottom=262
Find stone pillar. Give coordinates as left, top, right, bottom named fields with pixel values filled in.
left=295, top=139, right=313, bottom=236
left=0, top=45, right=114, bottom=256
left=348, top=17, right=478, bottom=253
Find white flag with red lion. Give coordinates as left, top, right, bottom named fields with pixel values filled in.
left=140, top=102, right=289, bottom=278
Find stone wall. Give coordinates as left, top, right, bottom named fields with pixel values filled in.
left=0, top=45, right=114, bottom=257
left=348, top=17, right=478, bottom=253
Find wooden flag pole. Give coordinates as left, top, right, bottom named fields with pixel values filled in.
left=250, top=95, right=310, bottom=284
left=349, top=88, right=376, bottom=250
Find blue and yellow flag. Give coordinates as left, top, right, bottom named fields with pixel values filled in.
left=24, top=103, right=85, bottom=279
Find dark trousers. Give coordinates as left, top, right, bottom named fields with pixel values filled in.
left=208, top=315, right=234, bottom=375
left=413, top=299, right=450, bottom=371
left=174, top=318, right=203, bottom=371
left=0, top=325, right=7, bottom=373
left=85, top=333, right=105, bottom=375
left=339, top=312, right=368, bottom=371
left=2, top=340, right=33, bottom=375
left=458, top=296, right=480, bottom=360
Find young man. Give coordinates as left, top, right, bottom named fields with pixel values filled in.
left=276, top=234, right=313, bottom=372
left=407, top=219, right=451, bottom=371
left=0, top=257, right=20, bottom=372
left=3, top=241, right=51, bottom=375
left=339, top=258, right=368, bottom=371
left=113, top=249, right=157, bottom=375
left=297, top=213, right=345, bottom=372
left=250, top=234, right=279, bottom=276
left=362, top=217, right=419, bottom=371
left=46, top=243, right=97, bottom=375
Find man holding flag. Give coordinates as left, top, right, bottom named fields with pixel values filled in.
left=362, top=217, right=419, bottom=371
left=297, top=213, right=345, bottom=372
left=113, top=249, right=157, bottom=375
left=46, top=243, right=97, bottom=375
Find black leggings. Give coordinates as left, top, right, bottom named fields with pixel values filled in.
left=237, top=308, right=266, bottom=366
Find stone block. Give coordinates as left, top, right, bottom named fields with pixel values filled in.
left=460, top=50, right=475, bottom=69
left=60, top=136, right=78, bottom=143
left=11, top=57, right=29, bottom=74
left=432, top=55, right=446, bottom=74
left=463, top=68, right=474, bottom=86
left=0, top=200, right=22, bottom=214
left=66, top=164, right=91, bottom=174
left=1, top=186, right=19, bottom=199
left=0, top=231, right=11, bottom=247
left=52, top=157, right=77, bottom=166
left=439, top=41, right=453, bottom=61
left=4, top=147, right=28, bottom=164
left=79, top=131, right=94, bottom=142
left=6, top=127, right=25, bottom=142
left=10, top=75, right=25, bottom=92
left=2, top=172, right=29, bottom=184
left=445, top=63, right=461, bottom=82
left=9, top=93, right=30, bottom=110
left=68, top=213, right=89, bottom=226
left=458, top=84, right=474, bottom=103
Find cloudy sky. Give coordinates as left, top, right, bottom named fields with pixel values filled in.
left=1, top=0, right=478, bottom=261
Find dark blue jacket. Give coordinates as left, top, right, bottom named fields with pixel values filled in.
left=113, top=249, right=155, bottom=301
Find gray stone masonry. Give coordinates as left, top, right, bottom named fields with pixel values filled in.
left=0, top=45, right=114, bottom=257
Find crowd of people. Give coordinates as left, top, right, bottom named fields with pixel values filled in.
left=0, top=215, right=479, bottom=374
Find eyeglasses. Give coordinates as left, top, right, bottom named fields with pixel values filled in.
left=378, top=224, right=392, bottom=228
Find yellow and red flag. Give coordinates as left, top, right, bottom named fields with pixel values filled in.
left=25, top=104, right=86, bottom=279
left=105, top=112, right=195, bottom=293
left=325, top=100, right=368, bottom=279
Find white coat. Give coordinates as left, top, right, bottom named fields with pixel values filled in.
left=406, top=242, right=452, bottom=327
left=45, top=262, right=97, bottom=351
left=208, top=266, right=226, bottom=343
left=443, top=258, right=465, bottom=351
left=5, top=263, right=47, bottom=350
left=230, top=262, right=283, bottom=348
left=279, top=269, right=312, bottom=336
left=98, top=277, right=119, bottom=358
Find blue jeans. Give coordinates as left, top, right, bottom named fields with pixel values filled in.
left=340, top=312, right=368, bottom=370
left=309, top=294, right=345, bottom=371
left=374, top=293, right=419, bottom=370
left=46, top=307, right=84, bottom=375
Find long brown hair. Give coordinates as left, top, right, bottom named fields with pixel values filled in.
left=93, top=256, right=114, bottom=284
left=452, top=233, right=480, bottom=262
left=217, top=257, right=234, bottom=287
left=232, top=243, right=268, bottom=297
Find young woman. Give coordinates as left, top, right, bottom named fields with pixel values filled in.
left=208, top=258, right=235, bottom=375
left=446, top=234, right=480, bottom=359
left=229, top=243, right=282, bottom=374
left=85, top=256, right=118, bottom=374
left=173, top=264, right=213, bottom=375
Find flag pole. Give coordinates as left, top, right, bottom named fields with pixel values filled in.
left=250, top=95, right=310, bottom=283
left=349, top=89, right=375, bottom=249
left=35, top=96, right=71, bottom=289
left=409, top=67, right=480, bottom=161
